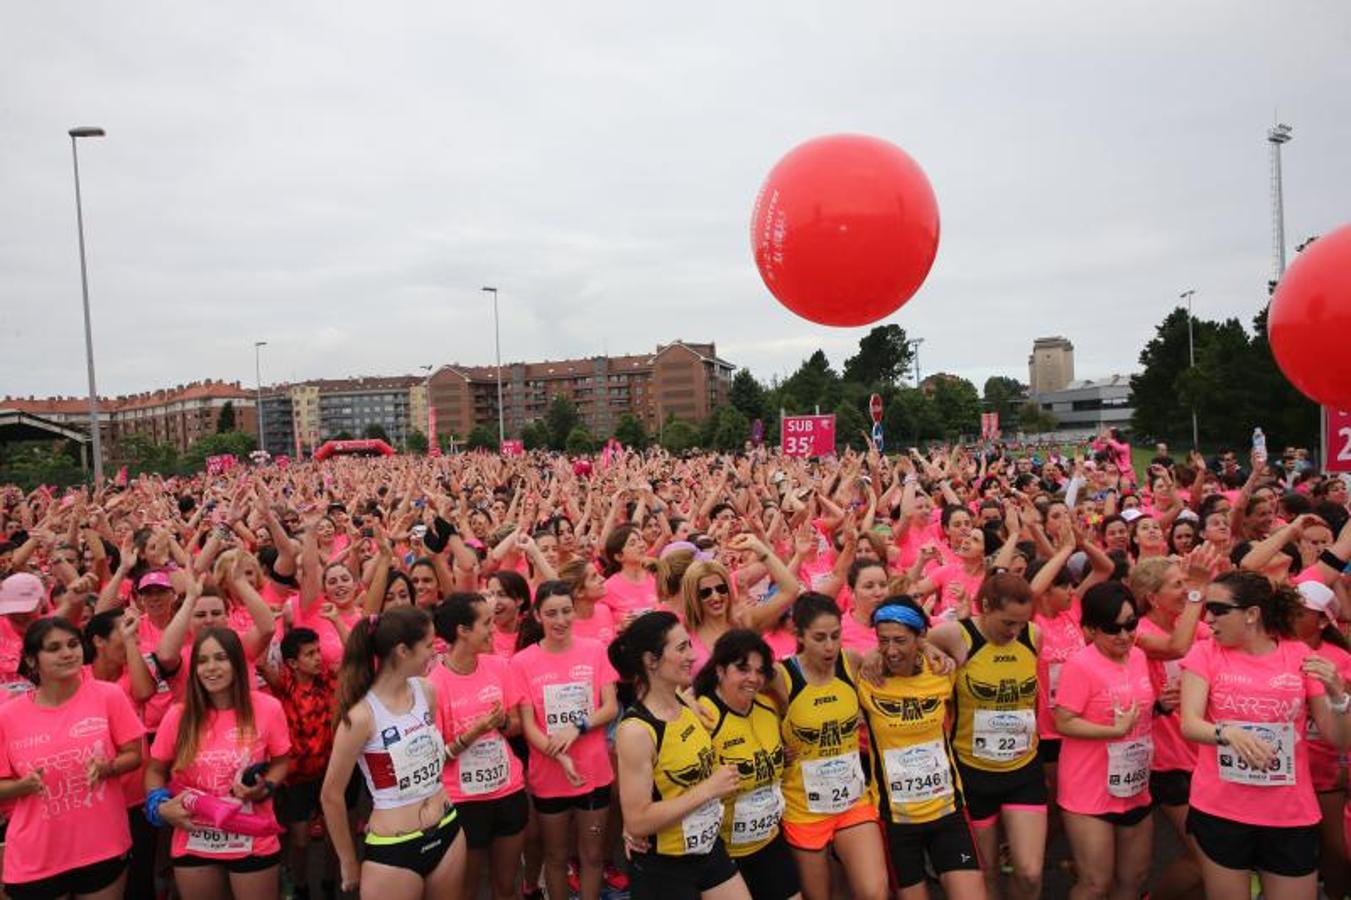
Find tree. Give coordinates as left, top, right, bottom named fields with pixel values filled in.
left=362, top=423, right=391, bottom=443
left=545, top=395, right=581, bottom=451
left=833, top=400, right=871, bottom=452
left=983, top=376, right=1027, bottom=430
left=330, top=430, right=354, bottom=442
left=1018, top=402, right=1058, bottom=435
left=465, top=425, right=496, bottom=452
left=842, top=324, right=914, bottom=385
left=565, top=425, right=596, bottom=455
left=0, top=441, right=86, bottom=490
left=883, top=388, right=941, bottom=448
left=660, top=418, right=700, bottom=455
left=1130, top=307, right=1214, bottom=444
left=613, top=413, right=649, bottom=450
left=115, top=433, right=180, bottom=474
left=405, top=429, right=429, bottom=454
left=216, top=401, right=236, bottom=433
left=183, top=431, right=256, bottom=470
left=520, top=420, right=551, bottom=451
left=709, top=406, right=751, bottom=452
left=437, top=431, right=457, bottom=453
left=926, top=374, right=982, bottom=438
left=728, top=369, right=769, bottom=423
left=780, top=350, right=841, bottom=413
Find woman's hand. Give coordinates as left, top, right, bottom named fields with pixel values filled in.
left=1221, top=725, right=1276, bottom=772
left=157, top=795, right=194, bottom=831
left=1110, top=700, right=1140, bottom=738
left=921, top=642, right=956, bottom=676
left=545, top=724, right=581, bottom=757
left=699, top=764, right=741, bottom=802
left=15, top=767, right=45, bottom=797
left=338, top=854, right=361, bottom=893
left=1301, top=656, right=1346, bottom=702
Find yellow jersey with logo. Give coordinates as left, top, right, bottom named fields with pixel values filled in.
left=698, top=693, right=786, bottom=857
left=621, top=702, right=724, bottom=857
left=952, top=618, right=1041, bottom=773
left=777, top=655, right=872, bottom=824
left=858, top=661, right=962, bottom=824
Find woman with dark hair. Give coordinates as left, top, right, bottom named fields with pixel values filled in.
left=482, top=569, right=532, bottom=657
left=1290, top=580, right=1351, bottom=900
left=1128, top=514, right=1168, bottom=560
left=1167, top=517, right=1198, bottom=556
left=1180, top=570, right=1349, bottom=899
left=1053, top=582, right=1156, bottom=900
left=925, top=573, right=1045, bottom=900
left=146, top=626, right=292, bottom=898
left=321, top=606, right=464, bottom=899
left=432, top=594, right=527, bottom=900
left=613, top=612, right=749, bottom=900
left=857, top=597, right=983, bottom=900
left=1099, top=515, right=1130, bottom=556
left=692, top=630, right=798, bottom=900
left=509, top=581, right=619, bottom=900
left=0, top=617, right=144, bottom=900
left=603, top=524, right=658, bottom=630
left=909, top=528, right=987, bottom=623
left=767, top=593, right=887, bottom=900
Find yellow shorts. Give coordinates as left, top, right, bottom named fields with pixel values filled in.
left=781, top=800, right=880, bottom=851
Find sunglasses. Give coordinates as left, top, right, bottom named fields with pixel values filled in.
left=1097, top=617, right=1139, bottom=636
left=1203, top=601, right=1243, bottom=617
left=697, top=583, right=730, bottom=600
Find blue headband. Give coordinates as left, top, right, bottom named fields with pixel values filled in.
left=872, top=604, right=927, bottom=633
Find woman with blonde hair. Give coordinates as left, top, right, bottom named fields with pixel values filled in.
left=683, top=535, right=802, bottom=670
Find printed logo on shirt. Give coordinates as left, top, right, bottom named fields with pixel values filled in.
left=1268, top=673, right=1303, bottom=692
left=476, top=686, right=502, bottom=705
left=381, top=726, right=402, bottom=749
left=870, top=695, right=943, bottom=722
left=569, top=665, right=593, bottom=681
left=1212, top=693, right=1302, bottom=721
left=67, top=717, right=108, bottom=740
left=10, top=732, right=51, bottom=751
left=790, top=715, right=858, bottom=751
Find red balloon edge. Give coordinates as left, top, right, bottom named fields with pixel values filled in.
left=1268, top=222, right=1351, bottom=409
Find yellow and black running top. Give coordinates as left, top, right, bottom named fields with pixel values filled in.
left=622, top=702, right=724, bottom=857
left=777, top=654, right=871, bottom=824
left=698, top=693, right=786, bottom=857
left=951, top=618, right=1040, bottom=773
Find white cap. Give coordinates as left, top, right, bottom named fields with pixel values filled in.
left=1295, top=580, right=1339, bottom=624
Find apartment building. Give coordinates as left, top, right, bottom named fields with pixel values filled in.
left=258, top=377, right=429, bottom=456
left=0, top=380, right=257, bottom=463
left=429, top=340, right=734, bottom=440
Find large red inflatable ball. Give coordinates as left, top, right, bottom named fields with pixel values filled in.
left=750, top=134, right=940, bottom=328
left=1268, top=223, right=1351, bottom=409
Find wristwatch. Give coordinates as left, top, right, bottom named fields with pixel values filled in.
left=1214, top=724, right=1229, bottom=746
left=1186, top=590, right=1203, bottom=604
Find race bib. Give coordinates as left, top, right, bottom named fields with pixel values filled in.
left=390, top=730, right=444, bottom=796
left=1106, top=738, right=1152, bottom=798
left=681, top=799, right=724, bottom=855
left=1217, top=722, right=1296, bottom=786
left=730, top=784, right=784, bottom=846
left=542, top=682, right=590, bottom=735
left=800, top=755, right=864, bottom=814
left=458, top=736, right=510, bottom=796
left=185, top=826, right=253, bottom=855
left=972, top=709, right=1035, bottom=762
left=883, top=739, right=954, bottom=807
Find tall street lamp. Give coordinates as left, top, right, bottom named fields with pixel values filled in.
left=420, top=364, right=434, bottom=447
left=254, top=341, right=268, bottom=454
left=69, top=126, right=106, bottom=482
left=1179, top=291, right=1198, bottom=450
left=481, top=286, right=504, bottom=444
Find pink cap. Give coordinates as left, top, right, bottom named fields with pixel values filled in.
left=137, top=570, right=174, bottom=592
left=0, top=572, right=45, bottom=615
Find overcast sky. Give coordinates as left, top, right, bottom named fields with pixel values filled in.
left=3, top=1, right=1348, bottom=401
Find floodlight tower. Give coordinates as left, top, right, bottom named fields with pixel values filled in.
left=1268, top=123, right=1292, bottom=280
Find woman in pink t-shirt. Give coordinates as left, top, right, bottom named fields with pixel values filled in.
left=559, top=560, right=618, bottom=647
left=1126, top=551, right=1213, bottom=900
left=836, top=559, right=888, bottom=655
left=1291, top=580, right=1351, bottom=900
left=909, top=529, right=986, bottom=623
left=484, top=570, right=532, bottom=658
left=1054, top=582, right=1156, bottom=900
left=1180, top=571, right=1349, bottom=898
left=146, top=627, right=292, bottom=898
left=432, top=595, right=527, bottom=900
left=602, top=525, right=659, bottom=630
left=0, top=617, right=144, bottom=898
left=510, top=587, right=619, bottom=900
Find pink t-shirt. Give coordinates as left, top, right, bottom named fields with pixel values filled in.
left=428, top=656, right=525, bottom=804
left=492, top=628, right=520, bottom=659
left=1137, top=616, right=1212, bottom=773
left=1180, top=639, right=1325, bottom=827
left=0, top=679, right=145, bottom=883
left=927, top=564, right=984, bottom=622
left=840, top=612, right=878, bottom=655
left=149, top=692, right=292, bottom=859
left=571, top=603, right=617, bottom=647
left=894, top=521, right=942, bottom=569
left=1306, top=641, right=1351, bottom=792
left=1034, top=601, right=1085, bottom=739
left=509, top=638, right=617, bottom=798
left=83, top=666, right=147, bottom=807
left=1055, top=644, right=1155, bottom=814
left=603, top=572, right=658, bottom=620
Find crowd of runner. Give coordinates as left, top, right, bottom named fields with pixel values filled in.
left=0, top=430, right=1347, bottom=900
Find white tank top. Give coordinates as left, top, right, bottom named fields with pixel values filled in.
left=357, top=678, right=446, bottom=810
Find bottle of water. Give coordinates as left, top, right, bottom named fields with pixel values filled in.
left=1252, top=427, right=1267, bottom=464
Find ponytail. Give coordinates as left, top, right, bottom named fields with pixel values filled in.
left=334, top=606, right=431, bottom=728
left=607, top=610, right=680, bottom=700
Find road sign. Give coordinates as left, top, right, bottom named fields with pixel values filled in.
left=780, top=414, right=836, bottom=457
left=871, top=421, right=884, bottom=451
left=1327, top=408, right=1351, bottom=472
left=869, top=393, right=884, bottom=424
